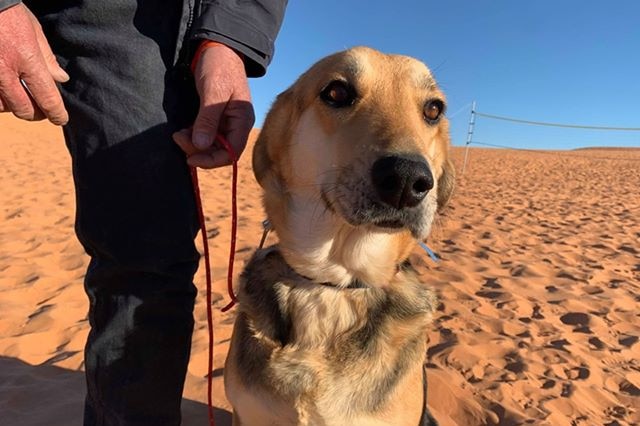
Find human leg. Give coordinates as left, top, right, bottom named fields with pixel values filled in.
left=29, top=1, right=201, bottom=424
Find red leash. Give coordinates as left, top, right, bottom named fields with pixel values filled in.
left=189, top=134, right=238, bottom=426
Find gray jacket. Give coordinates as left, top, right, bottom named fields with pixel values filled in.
left=0, top=0, right=287, bottom=77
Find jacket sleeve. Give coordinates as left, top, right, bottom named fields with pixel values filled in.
left=190, top=0, right=288, bottom=77
left=0, top=0, right=21, bottom=12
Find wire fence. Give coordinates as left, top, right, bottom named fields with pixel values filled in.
left=474, top=112, right=640, bottom=132
left=462, top=103, right=640, bottom=172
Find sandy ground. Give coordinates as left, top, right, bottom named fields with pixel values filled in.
left=1, top=114, right=638, bottom=425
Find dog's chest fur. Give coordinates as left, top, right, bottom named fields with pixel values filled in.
left=226, top=247, right=437, bottom=425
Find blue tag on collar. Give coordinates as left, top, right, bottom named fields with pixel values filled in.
left=418, top=241, right=440, bottom=263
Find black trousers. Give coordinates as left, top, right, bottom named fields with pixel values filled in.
left=28, top=2, right=202, bottom=425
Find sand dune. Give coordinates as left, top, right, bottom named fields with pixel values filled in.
left=1, top=114, right=638, bottom=425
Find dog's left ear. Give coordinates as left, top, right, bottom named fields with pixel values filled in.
left=435, top=119, right=455, bottom=212
left=437, top=158, right=455, bottom=211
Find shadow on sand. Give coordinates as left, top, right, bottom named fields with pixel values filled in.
left=0, top=356, right=231, bottom=425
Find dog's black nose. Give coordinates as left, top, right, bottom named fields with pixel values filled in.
left=371, top=155, right=433, bottom=209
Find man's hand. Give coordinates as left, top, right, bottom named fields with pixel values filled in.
left=173, top=44, right=255, bottom=169
left=0, top=3, right=69, bottom=125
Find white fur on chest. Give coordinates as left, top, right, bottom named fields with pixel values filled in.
left=283, top=196, right=399, bottom=287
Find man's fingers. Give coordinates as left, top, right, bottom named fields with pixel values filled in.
left=0, top=76, right=39, bottom=120
left=175, top=127, right=240, bottom=169
left=187, top=151, right=233, bottom=169
left=21, top=65, right=68, bottom=125
left=40, top=40, right=70, bottom=83
left=192, top=102, right=226, bottom=150
left=172, top=129, right=200, bottom=156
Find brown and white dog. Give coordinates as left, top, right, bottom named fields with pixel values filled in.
left=224, top=47, right=454, bottom=426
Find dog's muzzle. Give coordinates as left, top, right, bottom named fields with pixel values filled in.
left=328, top=153, right=436, bottom=237
left=371, top=155, right=433, bottom=209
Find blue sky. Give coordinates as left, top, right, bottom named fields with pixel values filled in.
left=249, top=1, right=640, bottom=150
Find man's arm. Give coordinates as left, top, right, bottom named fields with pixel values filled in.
left=190, top=0, right=288, bottom=77
left=174, top=0, right=288, bottom=169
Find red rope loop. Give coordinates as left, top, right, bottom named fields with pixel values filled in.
left=189, top=134, right=239, bottom=426
left=215, top=135, right=239, bottom=312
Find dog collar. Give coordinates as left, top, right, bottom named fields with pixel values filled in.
left=259, top=218, right=440, bottom=264
left=293, top=258, right=424, bottom=290
left=256, top=220, right=439, bottom=289
left=317, top=278, right=369, bottom=290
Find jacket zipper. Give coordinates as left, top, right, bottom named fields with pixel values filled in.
left=177, top=0, right=197, bottom=78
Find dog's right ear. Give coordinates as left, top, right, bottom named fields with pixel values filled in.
left=253, top=89, right=298, bottom=191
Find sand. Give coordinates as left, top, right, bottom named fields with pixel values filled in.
left=1, top=114, right=638, bottom=425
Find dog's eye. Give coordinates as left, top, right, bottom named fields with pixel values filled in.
left=320, top=80, right=356, bottom=108
left=423, top=100, right=444, bottom=123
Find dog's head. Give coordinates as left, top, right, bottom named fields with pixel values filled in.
left=254, top=47, right=455, bottom=286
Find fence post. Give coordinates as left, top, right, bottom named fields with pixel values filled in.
left=462, top=101, right=476, bottom=175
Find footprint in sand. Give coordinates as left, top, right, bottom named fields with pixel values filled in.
left=206, top=227, right=220, bottom=239
left=588, top=336, right=606, bottom=350
left=426, top=327, right=458, bottom=361
left=532, top=305, right=545, bottom=319
left=566, top=365, right=590, bottom=380
left=560, top=382, right=573, bottom=397
left=559, top=312, right=592, bottom=333
left=475, top=289, right=508, bottom=300
left=475, top=277, right=512, bottom=302
left=474, top=250, right=489, bottom=259
left=618, top=379, right=640, bottom=397
left=541, top=379, right=556, bottom=389
left=510, top=264, right=528, bottom=277
left=503, top=352, right=526, bottom=375
left=546, top=338, right=571, bottom=353
left=618, top=244, right=638, bottom=255
left=608, top=279, right=624, bottom=289
left=604, top=405, right=628, bottom=421
left=482, top=277, right=501, bottom=288
left=618, top=335, right=638, bottom=348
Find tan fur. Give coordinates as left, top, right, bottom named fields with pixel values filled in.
left=226, top=47, right=454, bottom=425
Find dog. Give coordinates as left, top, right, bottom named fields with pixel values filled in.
left=224, top=46, right=455, bottom=426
